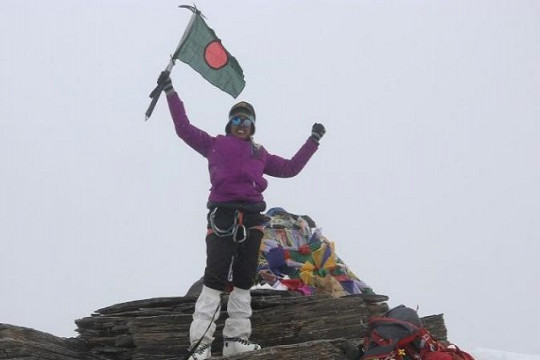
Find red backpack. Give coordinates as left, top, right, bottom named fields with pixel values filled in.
left=361, top=305, right=475, bottom=360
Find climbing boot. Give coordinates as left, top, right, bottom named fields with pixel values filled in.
left=187, top=342, right=211, bottom=360
left=222, top=337, right=261, bottom=356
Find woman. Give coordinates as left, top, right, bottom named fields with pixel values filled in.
left=159, top=73, right=325, bottom=359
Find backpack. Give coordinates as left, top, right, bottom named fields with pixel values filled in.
left=361, top=305, right=474, bottom=360
left=361, top=305, right=435, bottom=359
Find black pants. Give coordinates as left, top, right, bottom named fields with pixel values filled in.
left=203, top=207, right=265, bottom=291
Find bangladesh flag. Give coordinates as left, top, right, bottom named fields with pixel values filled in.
left=173, top=10, right=245, bottom=98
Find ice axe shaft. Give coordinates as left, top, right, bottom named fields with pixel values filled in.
left=145, top=59, right=175, bottom=121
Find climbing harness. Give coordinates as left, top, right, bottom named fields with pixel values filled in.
left=209, top=208, right=247, bottom=243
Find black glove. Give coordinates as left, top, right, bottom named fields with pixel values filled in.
left=311, top=123, right=326, bottom=143
left=157, top=71, right=174, bottom=94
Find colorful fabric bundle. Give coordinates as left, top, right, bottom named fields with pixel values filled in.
left=255, top=208, right=375, bottom=297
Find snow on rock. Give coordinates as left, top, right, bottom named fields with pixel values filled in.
left=471, top=347, right=540, bottom=360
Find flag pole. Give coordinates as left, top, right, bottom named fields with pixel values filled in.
left=144, top=6, right=199, bottom=121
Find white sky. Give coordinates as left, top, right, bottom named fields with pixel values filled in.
left=1, top=0, right=539, bottom=355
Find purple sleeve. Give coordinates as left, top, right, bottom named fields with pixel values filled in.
left=166, top=92, right=214, bottom=158
left=264, top=138, right=319, bottom=178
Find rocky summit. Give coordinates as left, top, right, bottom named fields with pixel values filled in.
left=0, top=289, right=447, bottom=360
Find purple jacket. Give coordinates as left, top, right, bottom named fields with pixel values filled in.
left=166, top=92, right=319, bottom=204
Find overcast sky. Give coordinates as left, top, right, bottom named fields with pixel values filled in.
left=1, top=0, right=539, bottom=355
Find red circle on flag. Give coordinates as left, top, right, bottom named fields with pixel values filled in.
left=205, top=41, right=229, bottom=69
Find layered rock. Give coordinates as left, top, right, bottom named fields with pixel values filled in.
left=1, top=289, right=447, bottom=360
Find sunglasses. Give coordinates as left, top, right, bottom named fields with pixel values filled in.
left=230, top=116, right=253, bottom=127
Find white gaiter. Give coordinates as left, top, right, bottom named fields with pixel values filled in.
left=222, top=287, right=252, bottom=339
left=189, top=285, right=222, bottom=345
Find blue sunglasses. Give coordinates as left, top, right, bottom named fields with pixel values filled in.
left=230, top=116, right=253, bottom=127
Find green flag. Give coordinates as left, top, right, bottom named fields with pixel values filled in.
left=174, top=10, right=245, bottom=98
